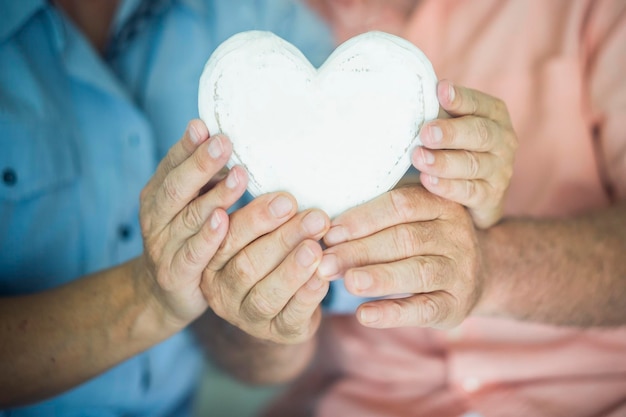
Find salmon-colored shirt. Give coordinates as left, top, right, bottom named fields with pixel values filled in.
left=268, top=1, right=626, bottom=416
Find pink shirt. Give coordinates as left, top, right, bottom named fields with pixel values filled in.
left=268, top=1, right=626, bottom=416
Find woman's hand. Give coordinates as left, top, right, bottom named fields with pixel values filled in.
left=201, top=193, right=331, bottom=344
left=413, top=80, right=518, bottom=228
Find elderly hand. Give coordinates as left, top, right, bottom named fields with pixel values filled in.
left=318, top=185, right=484, bottom=329
left=413, top=80, right=518, bottom=229
left=200, top=191, right=331, bottom=344
left=138, top=120, right=249, bottom=328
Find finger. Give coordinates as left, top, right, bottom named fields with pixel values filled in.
left=210, top=193, right=321, bottom=272
left=436, top=79, right=510, bottom=122
left=324, top=185, right=449, bottom=246
left=468, top=205, right=503, bottom=229
left=165, top=209, right=229, bottom=291
left=239, top=240, right=323, bottom=326
left=419, top=174, right=502, bottom=228
left=318, top=221, right=439, bottom=280
left=150, top=120, right=211, bottom=188
left=356, top=292, right=458, bottom=329
left=272, top=278, right=328, bottom=344
left=413, top=147, right=498, bottom=180
left=419, top=174, right=493, bottom=211
left=172, top=166, right=248, bottom=243
left=212, top=209, right=330, bottom=301
left=343, top=256, right=453, bottom=298
left=152, top=134, right=232, bottom=231
left=419, top=115, right=500, bottom=152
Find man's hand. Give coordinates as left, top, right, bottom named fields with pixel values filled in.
left=139, top=120, right=248, bottom=328
left=413, top=80, right=518, bottom=228
left=318, top=185, right=484, bottom=329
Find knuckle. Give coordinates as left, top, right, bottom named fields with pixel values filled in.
left=393, top=225, right=420, bottom=257
left=180, top=202, right=203, bottom=231
left=161, top=176, right=181, bottom=204
left=276, top=227, right=296, bottom=253
left=420, top=296, right=441, bottom=325
left=475, top=118, right=491, bottom=150
left=389, top=300, right=409, bottom=325
left=162, top=152, right=177, bottom=175
left=191, top=147, right=213, bottom=174
left=273, top=314, right=308, bottom=342
left=464, top=150, right=481, bottom=179
left=180, top=241, right=203, bottom=266
left=242, top=289, right=278, bottom=322
left=389, top=188, right=416, bottom=221
left=464, top=179, right=478, bottom=202
left=494, top=97, right=509, bottom=118
left=230, top=249, right=256, bottom=283
left=416, top=257, right=438, bottom=288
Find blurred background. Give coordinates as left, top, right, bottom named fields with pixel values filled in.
left=193, top=359, right=284, bottom=417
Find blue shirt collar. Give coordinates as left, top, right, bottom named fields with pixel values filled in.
left=0, top=0, right=46, bottom=43
left=0, top=0, right=207, bottom=44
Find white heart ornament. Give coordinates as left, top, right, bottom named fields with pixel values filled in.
left=198, top=31, right=439, bottom=218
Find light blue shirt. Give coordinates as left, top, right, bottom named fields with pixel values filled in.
left=0, top=0, right=334, bottom=415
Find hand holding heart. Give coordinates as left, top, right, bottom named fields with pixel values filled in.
left=194, top=31, right=518, bottom=333
left=414, top=80, right=518, bottom=229
left=318, top=82, right=518, bottom=328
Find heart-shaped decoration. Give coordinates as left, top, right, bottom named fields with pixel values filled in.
left=198, top=31, right=439, bottom=218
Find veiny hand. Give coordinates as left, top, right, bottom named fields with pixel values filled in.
left=413, top=80, right=518, bottom=228
left=317, top=185, right=484, bottom=329
left=139, top=120, right=248, bottom=328
left=200, top=193, right=331, bottom=344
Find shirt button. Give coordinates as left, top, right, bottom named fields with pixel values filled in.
left=2, top=168, right=17, bottom=186
left=118, top=224, right=133, bottom=241
left=460, top=377, right=482, bottom=393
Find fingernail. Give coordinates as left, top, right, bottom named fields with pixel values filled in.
left=325, top=226, right=348, bottom=245
left=428, top=125, right=443, bottom=144
left=420, top=147, right=435, bottom=165
left=317, top=254, right=339, bottom=278
left=225, top=169, right=238, bottom=189
left=207, top=136, right=223, bottom=159
left=302, top=211, right=327, bottom=235
left=352, top=270, right=372, bottom=291
left=448, top=83, right=456, bottom=102
left=269, top=195, right=293, bottom=218
left=306, top=277, right=324, bottom=291
left=189, top=125, right=200, bottom=144
left=296, top=245, right=317, bottom=267
left=360, top=306, right=381, bottom=324
left=210, top=211, right=222, bottom=230
left=428, top=175, right=439, bottom=185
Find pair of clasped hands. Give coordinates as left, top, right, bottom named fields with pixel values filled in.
left=139, top=81, right=517, bottom=344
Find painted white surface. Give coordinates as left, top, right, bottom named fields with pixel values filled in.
left=199, top=31, right=438, bottom=217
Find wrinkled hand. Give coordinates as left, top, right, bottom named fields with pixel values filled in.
left=413, top=80, right=518, bottom=228
left=317, top=185, right=483, bottom=329
left=139, top=120, right=247, bottom=327
left=200, top=192, right=331, bottom=344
